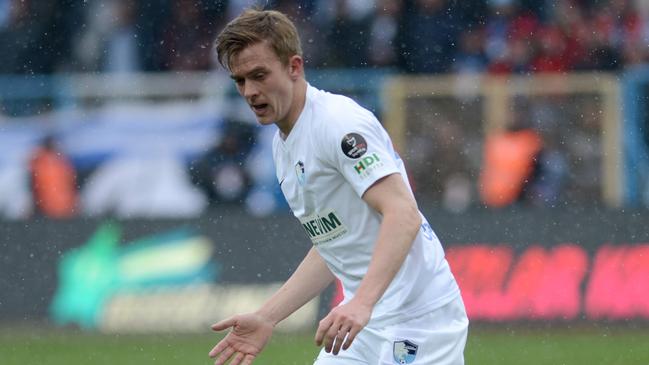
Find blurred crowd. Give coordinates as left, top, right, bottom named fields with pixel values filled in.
left=0, top=108, right=284, bottom=220
left=2, top=0, right=648, bottom=219
left=1, top=0, right=649, bottom=75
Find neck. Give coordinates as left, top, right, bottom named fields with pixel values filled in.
left=277, top=78, right=307, bottom=139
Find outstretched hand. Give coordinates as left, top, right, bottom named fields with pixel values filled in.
left=208, top=313, right=274, bottom=365
left=315, top=299, right=371, bottom=355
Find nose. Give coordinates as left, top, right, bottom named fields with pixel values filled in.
left=242, top=81, right=259, bottom=100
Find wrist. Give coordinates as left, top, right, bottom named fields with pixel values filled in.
left=254, top=308, right=280, bottom=327
left=349, top=295, right=376, bottom=312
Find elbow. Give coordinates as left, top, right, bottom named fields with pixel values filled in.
left=406, top=205, right=422, bottom=238
left=393, top=202, right=421, bottom=240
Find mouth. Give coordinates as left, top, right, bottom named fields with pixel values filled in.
left=251, top=103, right=269, bottom=115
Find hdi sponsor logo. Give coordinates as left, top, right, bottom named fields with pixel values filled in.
left=354, top=153, right=381, bottom=174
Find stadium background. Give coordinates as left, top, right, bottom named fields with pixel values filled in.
left=2, top=0, right=649, bottom=364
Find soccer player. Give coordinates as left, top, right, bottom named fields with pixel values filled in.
left=208, top=8, right=468, bottom=365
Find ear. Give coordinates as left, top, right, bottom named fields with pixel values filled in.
left=288, top=55, right=304, bottom=81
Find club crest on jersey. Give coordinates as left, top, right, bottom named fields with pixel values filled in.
left=341, top=132, right=368, bottom=159
left=393, top=340, right=418, bottom=364
left=295, top=161, right=306, bottom=185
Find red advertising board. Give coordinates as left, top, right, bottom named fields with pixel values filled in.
left=447, top=244, right=649, bottom=321
left=331, top=244, right=649, bottom=321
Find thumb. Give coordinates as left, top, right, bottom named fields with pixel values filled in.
left=211, top=316, right=237, bottom=332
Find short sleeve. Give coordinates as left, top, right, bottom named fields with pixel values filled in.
left=319, top=109, right=401, bottom=197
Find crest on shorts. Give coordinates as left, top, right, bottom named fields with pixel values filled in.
left=340, top=132, right=367, bottom=159
left=393, top=339, right=418, bottom=364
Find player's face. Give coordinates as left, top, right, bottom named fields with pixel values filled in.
left=229, top=42, right=300, bottom=128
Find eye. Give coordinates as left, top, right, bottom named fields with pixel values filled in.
left=253, top=72, right=266, bottom=81
left=234, top=78, right=244, bottom=87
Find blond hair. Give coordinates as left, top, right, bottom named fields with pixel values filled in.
left=215, top=8, right=303, bottom=71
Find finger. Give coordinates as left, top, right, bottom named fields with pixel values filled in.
left=332, top=326, right=351, bottom=355
left=323, top=321, right=342, bottom=353
left=213, top=347, right=235, bottom=365
left=342, top=325, right=362, bottom=350
left=315, top=316, right=333, bottom=346
left=242, top=354, right=256, bottom=365
left=229, top=352, right=245, bottom=365
left=211, top=317, right=237, bottom=332
left=209, top=340, right=229, bottom=358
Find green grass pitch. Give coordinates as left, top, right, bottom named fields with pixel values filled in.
left=2, top=325, right=649, bottom=364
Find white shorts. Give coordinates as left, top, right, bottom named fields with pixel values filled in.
left=314, top=295, right=468, bottom=365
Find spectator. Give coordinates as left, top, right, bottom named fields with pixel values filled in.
left=0, top=0, right=41, bottom=73
left=554, top=0, right=590, bottom=69
left=399, top=0, right=461, bottom=73
left=530, top=25, right=570, bottom=73
left=190, top=121, right=257, bottom=205
left=29, top=135, right=78, bottom=218
left=453, top=28, right=489, bottom=74
left=367, top=0, right=403, bottom=67
left=527, top=135, right=568, bottom=207
left=2, top=0, right=649, bottom=73
left=575, top=4, right=622, bottom=71
left=74, top=0, right=141, bottom=73
left=135, top=0, right=172, bottom=72
left=104, top=0, right=141, bottom=73
left=275, top=0, right=324, bottom=68
left=453, top=27, right=488, bottom=99
left=0, top=0, right=77, bottom=74
left=483, top=0, right=520, bottom=73
left=479, top=109, right=543, bottom=208
left=321, top=0, right=372, bottom=68
left=161, top=0, right=216, bottom=71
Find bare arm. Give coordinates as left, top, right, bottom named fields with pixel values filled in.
left=350, top=173, right=422, bottom=308
left=209, top=247, right=335, bottom=365
left=315, top=173, right=422, bottom=355
left=257, top=246, right=336, bottom=325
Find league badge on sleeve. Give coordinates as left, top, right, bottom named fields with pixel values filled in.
left=393, top=340, right=418, bottom=364
left=341, top=133, right=367, bottom=159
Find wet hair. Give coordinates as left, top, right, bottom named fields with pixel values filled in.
left=214, top=8, right=302, bottom=71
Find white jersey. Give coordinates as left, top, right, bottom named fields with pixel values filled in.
left=272, top=84, right=460, bottom=326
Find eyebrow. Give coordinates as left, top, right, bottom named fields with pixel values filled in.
left=230, top=66, right=267, bottom=81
